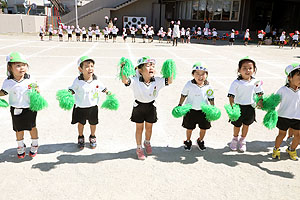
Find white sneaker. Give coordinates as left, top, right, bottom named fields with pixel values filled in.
left=17, top=145, right=26, bottom=159
left=239, top=138, right=246, bottom=152
left=229, top=138, right=238, bottom=151
left=29, top=145, right=38, bottom=158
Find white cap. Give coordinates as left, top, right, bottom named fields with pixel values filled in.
left=285, top=63, right=300, bottom=76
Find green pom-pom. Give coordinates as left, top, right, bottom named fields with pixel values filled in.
left=262, top=94, right=281, bottom=112
left=161, top=59, right=176, bottom=79
left=201, top=103, right=221, bottom=122
left=28, top=89, right=48, bottom=111
left=101, top=94, right=119, bottom=110
left=172, top=104, right=192, bottom=118
left=0, top=98, right=9, bottom=108
left=56, top=89, right=75, bottom=110
left=263, top=110, right=278, bottom=130
left=118, top=57, right=136, bottom=79
left=224, top=104, right=241, bottom=122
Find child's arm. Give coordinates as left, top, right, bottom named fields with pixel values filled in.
left=167, top=75, right=173, bottom=85
left=178, top=95, right=187, bottom=106
left=229, top=96, right=234, bottom=107
left=0, top=90, right=6, bottom=96
left=209, top=99, right=215, bottom=106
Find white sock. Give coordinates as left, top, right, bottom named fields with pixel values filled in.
left=137, top=145, right=142, bottom=149
left=32, top=139, right=38, bottom=147
left=144, top=140, right=150, bottom=144
left=17, top=140, right=24, bottom=147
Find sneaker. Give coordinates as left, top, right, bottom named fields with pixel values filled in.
left=89, top=135, right=97, bottom=149
left=29, top=145, right=38, bottom=158
left=183, top=140, right=192, bottom=151
left=286, top=148, right=299, bottom=161
left=196, top=138, right=206, bottom=151
left=239, top=137, right=246, bottom=152
left=272, top=148, right=280, bottom=159
left=17, top=144, right=26, bottom=159
left=229, top=138, right=238, bottom=151
left=136, top=148, right=145, bottom=160
left=78, top=135, right=85, bottom=149
left=143, top=141, right=152, bottom=155
left=286, top=137, right=293, bottom=147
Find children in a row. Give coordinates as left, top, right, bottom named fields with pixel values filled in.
left=1, top=53, right=299, bottom=161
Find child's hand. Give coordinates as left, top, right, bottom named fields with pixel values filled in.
left=256, top=99, right=263, bottom=109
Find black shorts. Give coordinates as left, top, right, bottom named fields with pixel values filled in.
left=104, top=34, right=108, bottom=38
left=197, top=35, right=201, bottom=39
left=10, top=107, right=37, bottom=132
left=142, top=34, right=146, bottom=39
left=131, top=35, right=136, bottom=38
left=167, top=36, right=171, bottom=39
left=280, top=41, right=284, bottom=44
left=148, top=35, right=153, bottom=39
left=130, top=100, right=157, bottom=123
left=39, top=33, right=43, bottom=37
left=244, top=38, right=249, bottom=41
left=83, top=34, right=87, bottom=39
left=76, top=33, right=80, bottom=37
left=113, top=34, right=117, bottom=38
left=59, top=34, right=63, bottom=37
left=182, top=109, right=211, bottom=130
left=293, top=40, right=298, bottom=44
left=181, top=35, right=185, bottom=39
left=258, top=38, right=263, bottom=42
left=213, top=36, right=217, bottom=39
left=68, top=34, right=72, bottom=38
left=229, top=38, right=235, bottom=42
left=276, top=117, right=300, bottom=131
left=231, top=105, right=255, bottom=127
left=96, top=34, right=100, bottom=38
left=159, top=35, right=163, bottom=39
left=71, top=105, right=98, bottom=125
left=123, top=36, right=127, bottom=39
left=89, top=36, right=92, bottom=39
left=49, top=32, right=53, bottom=36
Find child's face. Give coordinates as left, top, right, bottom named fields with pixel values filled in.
left=239, top=61, right=255, bottom=80
left=139, top=62, right=156, bottom=78
left=288, top=72, right=300, bottom=89
left=193, top=70, right=207, bottom=85
left=9, top=62, right=28, bottom=79
left=79, top=61, right=94, bottom=79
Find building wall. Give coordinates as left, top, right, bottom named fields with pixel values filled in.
left=0, top=14, right=45, bottom=33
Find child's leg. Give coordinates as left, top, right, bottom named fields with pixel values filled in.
left=196, top=129, right=207, bottom=150
left=90, top=125, right=96, bottom=137
left=184, top=129, right=193, bottom=151
left=290, top=129, right=300, bottom=150
left=241, top=124, right=249, bottom=138
left=199, top=129, right=206, bottom=141
left=230, top=126, right=240, bottom=150
left=233, top=126, right=240, bottom=137
left=29, top=127, right=39, bottom=156
left=275, top=129, right=287, bottom=149
left=144, top=122, right=153, bottom=141
left=16, top=131, right=25, bottom=141
left=78, top=123, right=84, bottom=136
left=30, top=127, right=38, bottom=139
left=186, top=129, right=193, bottom=140
left=16, top=131, right=26, bottom=158
left=135, top=123, right=144, bottom=146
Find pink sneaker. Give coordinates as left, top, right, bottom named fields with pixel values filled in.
left=144, top=141, right=152, bottom=155
left=239, top=137, right=246, bottom=152
left=136, top=148, right=145, bottom=160
left=230, top=138, right=238, bottom=151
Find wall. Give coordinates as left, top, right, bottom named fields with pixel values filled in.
left=0, top=14, right=46, bottom=33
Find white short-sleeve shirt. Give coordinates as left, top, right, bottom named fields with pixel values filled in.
left=82, top=30, right=86, bottom=34
left=258, top=33, right=264, bottom=39
left=293, top=34, right=299, bottom=40
left=1, top=74, right=37, bottom=108
left=276, top=86, right=300, bottom=119
left=280, top=35, right=286, bottom=41
left=69, top=75, right=106, bottom=108
left=167, top=30, right=172, bottom=36
left=230, top=32, right=235, bottom=38
left=244, top=32, right=249, bottom=38
left=228, top=78, right=264, bottom=105
left=212, top=31, right=217, bottom=37
left=95, top=30, right=100, bottom=35
left=181, top=80, right=214, bottom=110
left=67, top=29, right=73, bottom=34
left=126, top=76, right=167, bottom=107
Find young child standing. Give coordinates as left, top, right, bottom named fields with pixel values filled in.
left=167, top=28, right=172, bottom=43
left=0, top=52, right=40, bottom=158
left=257, top=30, right=264, bottom=47
left=112, top=26, right=119, bottom=43
left=69, top=56, right=111, bottom=149
left=229, top=29, right=235, bottom=46
left=67, top=26, right=73, bottom=42
left=279, top=31, right=286, bottom=48
left=244, top=29, right=250, bottom=46
left=141, top=26, right=147, bottom=43
left=75, top=25, right=81, bottom=42
left=82, top=27, right=87, bottom=42
left=158, top=27, right=165, bottom=43
left=180, top=27, right=185, bottom=43
left=178, top=62, right=215, bottom=151
left=147, top=27, right=154, bottom=43
left=212, top=28, right=217, bottom=45
left=88, top=27, right=93, bottom=42
left=48, top=25, right=53, bottom=41
left=291, top=31, right=299, bottom=49
left=95, top=26, right=101, bottom=41
left=104, top=27, right=109, bottom=42
left=130, top=27, right=137, bottom=43
left=272, top=63, right=300, bottom=160
left=197, top=27, right=202, bottom=41
left=185, top=28, right=191, bottom=44
left=122, top=28, right=127, bottom=43
left=228, top=57, right=263, bottom=152
left=58, top=25, right=64, bottom=42
left=39, top=26, right=44, bottom=41
left=120, top=57, right=174, bottom=160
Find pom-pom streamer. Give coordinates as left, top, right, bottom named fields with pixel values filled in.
left=263, top=110, right=278, bottom=130
left=56, top=89, right=75, bottom=110
left=101, top=94, right=119, bottom=110
left=201, top=103, right=221, bottom=122
left=28, top=89, right=48, bottom=111
left=161, top=59, right=176, bottom=79
left=0, top=99, right=9, bottom=108
left=118, top=57, right=136, bottom=79
left=224, top=104, right=241, bottom=122
left=172, top=104, right=192, bottom=118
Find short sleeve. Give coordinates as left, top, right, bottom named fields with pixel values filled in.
left=69, top=78, right=79, bottom=93
left=155, top=77, right=167, bottom=89
left=228, top=81, right=237, bottom=96
left=97, top=80, right=106, bottom=92
left=254, top=81, right=264, bottom=94
left=181, top=82, right=190, bottom=96
left=206, top=86, right=215, bottom=100
left=1, top=79, right=11, bottom=94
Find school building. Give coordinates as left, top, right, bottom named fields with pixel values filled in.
left=61, top=0, right=300, bottom=32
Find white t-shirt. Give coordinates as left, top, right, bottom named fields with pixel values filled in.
left=173, top=25, right=180, bottom=38
left=126, top=76, right=167, bottom=107
left=59, top=28, right=63, bottom=35
left=147, top=30, right=153, bottom=36
left=280, top=35, right=286, bottom=41
left=82, top=30, right=86, bottom=34
left=258, top=33, right=264, bottom=39
left=292, top=34, right=299, bottom=40
left=197, top=30, right=202, bottom=35
left=40, top=28, right=44, bottom=34
left=212, top=31, right=217, bottom=37
left=123, top=31, right=127, bottom=37
left=131, top=30, right=136, bottom=35
left=112, top=28, right=118, bottom=34
left=95, top=29, right=100, bottom=35
left=69, top=75, right=106, bottom=108
left=228, top=78, right=264, bottom=105
left=230, top=32, right=235, bottom=38
left=186, top=31, right=190, bottom=37
left=67, top=28, right=73, bottom=34
left=244, top=32, right=250, bottom=38
left=142, top=28, right=147, bottom=35
left=88, top=31, right=93, bottom=36
left=1, top=74, right=37, bottom=108
left=75, top=28, right=81, bottom=33
left=276, top=86, right=300, bottom=119
left=104, top=30, right=109, bottom=35
left=167, top=30, right=172, bottom=36
left=181, top=80, right=214, bottom=110
left=48, top=27, right=53, bottom=33
left=180, top=30, right=185, bottom=36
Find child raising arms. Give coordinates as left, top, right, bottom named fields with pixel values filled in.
left=228, top=57, right=263, bottom=152
left=120, top=57, right=174, bottom=160
left=272, top=64, right=300, bottom=160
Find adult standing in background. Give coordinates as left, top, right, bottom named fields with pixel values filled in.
left=171, top=20, right=180, bottom=46
left=265, top=21, right=271, bottom=38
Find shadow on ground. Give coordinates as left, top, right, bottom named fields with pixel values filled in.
left=0, top=141, right=297, bottom=179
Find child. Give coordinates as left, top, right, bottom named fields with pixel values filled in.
left=292, top=31, right=299, bottom=49
left=81, top=27, right=87, bottom=42
left=122, top=28, right=127, bottom=43
left=104, top=27, right=109, bottom=42
left=229, top=29, right=235, bottom=46
left=69, top=56, right=111, bottom=149
left=272, top=63, right=300, bottom=160
left=244, top=29, right=250, bottom=46
left=257, top=30, right=264, bottom=47
left=112, top=26, right=118, bottom=43
left=279, top=31, right=286, bottom=48
left=197, top=27, right=202, bottom=40
left=75, top=25, right=81, bottom=41
left=147, top=27, right=154, bottom=43
left=167, top=28, right=172, bottom=43
left=48, top=25, right=53, bottom=41
left=212, top=28, right=217, bottom=45
left=39, top=26, right=44, bottom=41
left=185, top=28, right=191, bottom=43
left=0, top=52, right=40, bottom=158
left=130, top=27, right=137, bottom=43
left=58, top=25, right=63, bottom=42
left=88, top=27, right=93, bottom=42
left=178, top=62, right=215, bottom=151
left=141, top=25, right=147, bottom=43
left=203, top=28, right=209, bottom=42
left=158, top=27, right=164, bottom=43
left=180, top=27, right=185, bottom=43
left=67, top=26, right=73, bottom=42
left=95, top=26, right=100, bottom=41
left=228, top=57, right=263, bottom=152
left=120, top=57, right=174, bottom=160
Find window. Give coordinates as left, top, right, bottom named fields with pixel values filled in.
left=178, top=0, right=240, bottom=21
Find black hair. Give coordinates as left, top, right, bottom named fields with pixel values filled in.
left=79, top=59, right=94, bottom=68
left=237, top=59, right=257, bottom=79
left=192, top=70, right=209, bottom=85
left=288, top=68, right=300, bottom=78
left=7, top=62, right=28, bottom=77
